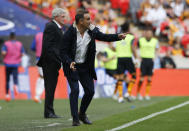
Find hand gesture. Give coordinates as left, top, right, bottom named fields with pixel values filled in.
left=118, top=33, right=128, bottom=40
left=70, top=62, right=76, bottom=71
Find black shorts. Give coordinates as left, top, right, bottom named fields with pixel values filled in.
left=140, top=58, right=154, bottom=76
left=117, top=58, right=136, bottom=74
left=105, top=69, right=117, bottom=77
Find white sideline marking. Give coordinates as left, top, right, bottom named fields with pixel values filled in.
left=36, top=123, right=61, bottom=128
left=0, top=106, right=2, bottom=110
left=30, top=121, right=50, bottom=124
left=68, top=118, right=72, bottom=121
left=107, top=101, right=189, bottom=131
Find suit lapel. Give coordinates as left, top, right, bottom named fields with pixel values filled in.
left=52, top=21, right=63, bottom=36
left=57, top=27, right=63, bottom=36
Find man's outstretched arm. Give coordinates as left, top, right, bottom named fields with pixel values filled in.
left=91, top=26, right=126, bottom=42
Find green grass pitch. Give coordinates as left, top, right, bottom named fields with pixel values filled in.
left=0, top=96, right=188, bottom=131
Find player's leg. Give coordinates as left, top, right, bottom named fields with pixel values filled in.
left=145, top=59, right=154, bottom=100
left=137, top=59, right=146, bottom=100
left=145, top=76, right=152, bottom=100
left=116, top=58, right=125, bottom=103
left=34, top=67, right=45, bottom=103
left=12, top=67, right=19, bottom=96
left=124, top=58, right=136, bottom=100
left=5, top=67, right=11, bottom=101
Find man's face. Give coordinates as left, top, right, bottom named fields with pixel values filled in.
left=145, top=30, right=153, bottom=40
left=82, top=13, right=91, bottom=29
left=56, top=13, right=66, bottom=26
left=109, top=43, right=116, bottom=51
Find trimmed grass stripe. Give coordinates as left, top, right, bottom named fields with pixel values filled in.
left=0, top=97, right=188, bottom=131
left=107, top=100, right=189, bottom=131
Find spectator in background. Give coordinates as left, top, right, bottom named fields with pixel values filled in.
left=159, top=0, right=170, bottom=7
left=171, top=43, right=184, bottom=56
left=153, top=55, right=161, bottom=69
left=58, top=0, right=77, bottom=23
left=168, top=16, right=186, bottom=45
left=101, top=19, right=116, bottom=34
left=171, top=0, right=184, bottom=17
left=152, top=2, right=167, bottom=35
left=141, top=2, right=167, bottom=31
left=149, top=0, right=156, bottom=5
left=165, top=5, right=175, bottom=19
left=184, top=0, right=189, bottom=8
left=139, top=0, right=152, bottom=22
left=31, top=32, right=44, bottom=103
left=79, top=0, right=93, bottom=9
left=184, top=44, right=189, bottom=57
left=95, top=52, right=104, bottom=68
left=129, top=0, right=143, bottom=25
left=1, top=32, right=25, bottom=102
left=103, top=2, right=117, bottom=20
left=161, top=50, right=176, bottom=68
left=183, top=17, right=189, bottom=32
left=181, top=6, right=189, bottom=21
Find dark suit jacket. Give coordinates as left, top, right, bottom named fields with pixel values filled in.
left=37, top=21, right=63, bottom=67
left=60, top=25, right=121, bottom=80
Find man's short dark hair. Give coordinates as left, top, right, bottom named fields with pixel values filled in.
left=121, top=21, right=129, bottom=32
left=145, top=26, right=153, bottom=31
left=10, top=32, right=15, bottom=39
left=75, top=10, right=89, bottom=24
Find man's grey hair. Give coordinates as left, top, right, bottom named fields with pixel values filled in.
left=52, top=8, right=66, bottom=19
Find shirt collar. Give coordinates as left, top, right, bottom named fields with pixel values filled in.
left=75, top=23, right=89, bottom=33
left=53, top=20, right=62, bottom=29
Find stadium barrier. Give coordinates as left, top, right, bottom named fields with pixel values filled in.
left=0, top=66, right=189, bottom=100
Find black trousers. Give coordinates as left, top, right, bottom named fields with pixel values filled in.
left=42, top=62, right=61, bottom=117
left=67, top=63, right=94, bottom=121
left=5, top=67, right=18, bottom=94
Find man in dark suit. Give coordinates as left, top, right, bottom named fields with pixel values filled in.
left=37, top=8, right=67, bottom=118
left=60, top=10, right=126, bottom=126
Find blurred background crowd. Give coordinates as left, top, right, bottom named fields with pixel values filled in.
left=0, top=0, right=189, bottom=68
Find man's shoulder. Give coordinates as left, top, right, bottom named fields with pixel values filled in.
left=67, top=24, right=75, bottom=31
left=45, top=21, right=56, bottom=29
left=5, top=40, right=22, bottom=44
left=64, top=25, right=76, bottom=34
left=16, top=40, right=22, bottom=45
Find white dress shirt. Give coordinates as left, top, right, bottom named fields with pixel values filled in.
left=75, top=26, right=91, bottom=63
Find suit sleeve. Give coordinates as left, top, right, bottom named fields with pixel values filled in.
left=92, top=27, right=120, bottom=42
left=60, top=28, right=73, bottom=65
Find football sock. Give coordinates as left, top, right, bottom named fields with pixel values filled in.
left=117, top=80, right=123, bottom=98
left=146, top=80, right=152, bottom=96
